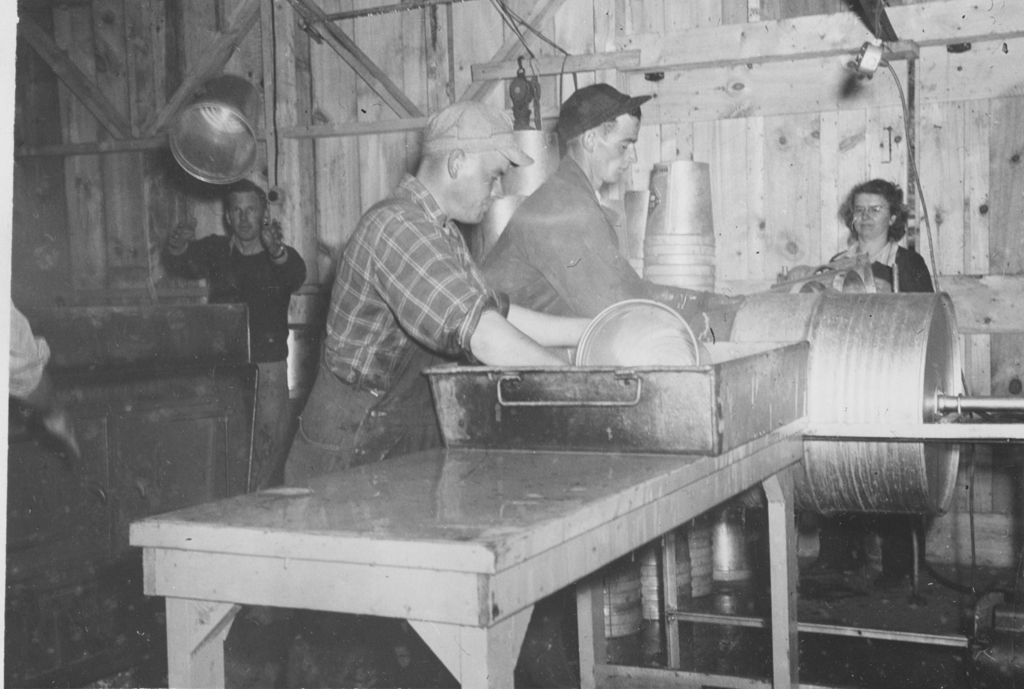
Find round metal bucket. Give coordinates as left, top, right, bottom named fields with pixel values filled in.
left=286, top=325, right=322, bottom=401
left=169, top=74, right=261, bottom=184
left=575, top=299, right=702, bottom=367
left=603, top=556, right=642, bottom=638
left=731, top=292, right=961, bottom=514
left=712, top=505, right=752, bottom=582
left=645, top=161, right=714, bottom=237
left=639, top=545, right=661, bottom=620
left=687, top=516, right=713, bottom=597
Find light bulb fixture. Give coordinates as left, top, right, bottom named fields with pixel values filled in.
left=850, top=42, right=885, bottom=77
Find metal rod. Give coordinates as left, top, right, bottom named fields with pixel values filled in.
left=935, top=393, right=1024, bottom=414
left=323, top=0, right=474, bottom=21
left=804, top=422, right=1024, bottom=443
left=666, top=610, right=969, bottom=648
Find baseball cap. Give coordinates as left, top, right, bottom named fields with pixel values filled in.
left=557, top=84, right=654, bottom=143
left=422, top=101, right=534, bottom=166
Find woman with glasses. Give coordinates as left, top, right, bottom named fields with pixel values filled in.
left=831, top=178, right=933, bottom=293
left=812, top=179, right=934, bottom=589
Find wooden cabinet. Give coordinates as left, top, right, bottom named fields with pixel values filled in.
left=5, top=305, right=254, bottom=687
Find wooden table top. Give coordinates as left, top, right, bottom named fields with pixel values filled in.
left=130, top=425, right=803, bottom=578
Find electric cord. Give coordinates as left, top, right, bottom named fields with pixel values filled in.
left=883, top=59, right=939, bottom=286
left=270, top=1, right=280, bottom=187
left=489, top=0, right=534, bottom=59
left=495, top=0, right=578, bottom=99
left=489, top=0, right=578, bottom=121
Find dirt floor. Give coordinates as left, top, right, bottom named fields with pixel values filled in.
left=208, top=562, right=1019, bottom=689
left=87, top=550, right=1022, bottom=688
left=667, top=563, right=994, bottom=689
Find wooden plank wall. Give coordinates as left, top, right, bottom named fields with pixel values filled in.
left=11, top=0, right=1023, bottom=566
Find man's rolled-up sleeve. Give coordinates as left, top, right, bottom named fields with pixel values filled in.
left=371, top=214, right=493, bottom=356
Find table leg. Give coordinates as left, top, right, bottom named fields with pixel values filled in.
left=662, top=529, right=681, bottom=668
left=410, top=605, right=533, bottom=689
left=576, top=573, right=605, bottom=689
left=164, top=598, right=241, bottom=689
left=763, top=469, right=798, bottom=688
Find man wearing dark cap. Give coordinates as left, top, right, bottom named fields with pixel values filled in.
left=483, top=83, right=738, bottom=330
left=285, top=100, right=589, bottom=485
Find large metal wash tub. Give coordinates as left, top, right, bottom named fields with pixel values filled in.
left=426, top=341, right=807, bottom=456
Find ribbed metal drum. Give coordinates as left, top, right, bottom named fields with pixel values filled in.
left=731, top=292, right=961, bottom=514
left=731, top=292, right=824, bottom=342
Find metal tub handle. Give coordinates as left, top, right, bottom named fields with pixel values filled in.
left=495, top=372, right=644, bottom=407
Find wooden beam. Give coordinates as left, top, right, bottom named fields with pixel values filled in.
left=266, top=0, right=319, bottom=285
left=324, top=0, right=475, bottom=21
left=142, top=0, right=261, bottom=136
left=18, top=16, right=131, bottom=140
left=471, top=50, right=642, bottom=82
left=617, top=0, right=1024, bottom=73
left=460, top=0, right=570, bottom=102
left=286, top=0, right=422, bottom=118
left=260, top=0, right=279, bottom=188
left=12, top=117, right=435, bottom=155
left=936, top=274, right=1024, bottom=335
left=280, top=118, right=429, bottom=138
left=846, top=0, right=900, bottom=42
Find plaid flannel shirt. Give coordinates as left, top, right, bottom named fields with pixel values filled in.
left=323, top=175, right=501, bottom=391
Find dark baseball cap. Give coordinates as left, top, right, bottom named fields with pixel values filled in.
left=556, top=84, right=654, bottom=143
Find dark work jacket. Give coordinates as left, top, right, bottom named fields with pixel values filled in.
left=482, top=158, right=652, bottom=318
left=163, top=235, right=307, bottom=362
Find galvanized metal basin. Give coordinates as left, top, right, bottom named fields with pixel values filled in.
left=731, top=292, right=961, bottom=514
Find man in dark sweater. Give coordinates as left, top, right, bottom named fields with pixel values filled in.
left=163, top=179, right=306, bottom=490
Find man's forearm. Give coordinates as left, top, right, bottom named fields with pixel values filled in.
left=506, top=304, right=589, bottom=348
left=470, top=310, right=570, bottom=366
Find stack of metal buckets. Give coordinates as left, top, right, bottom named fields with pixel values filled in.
left=642, top=160, right=716, bottom=291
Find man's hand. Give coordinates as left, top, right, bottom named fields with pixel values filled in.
left=261, top=219, right=286, bottom=260
left=167, top=217, right=196, bottom=254
left=647, top=285, right=746, bottom=342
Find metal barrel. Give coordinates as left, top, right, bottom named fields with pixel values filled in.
left=730, top=291, right=825, bottom=342
left=731, top=292, right=961, bottom=514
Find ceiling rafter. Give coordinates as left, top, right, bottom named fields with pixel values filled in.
left=844, top=0, right=900, bottom=42
left=286, top=0, right=423, bottom=118
left=142, top=0, right=262, bottom=136
left=19, top=15, right=132, bottom=140
left=460, top=0, right=570, bottom=102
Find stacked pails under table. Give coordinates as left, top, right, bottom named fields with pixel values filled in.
left=643, top=160, right=716, bottom=291
left=639, top=517, right=714, bottom=626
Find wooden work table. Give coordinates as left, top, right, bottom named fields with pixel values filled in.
left=130, top=420, right=803, bottom=688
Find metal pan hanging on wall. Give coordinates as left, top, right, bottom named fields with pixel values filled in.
left=169, top=74, right=262, bottom=185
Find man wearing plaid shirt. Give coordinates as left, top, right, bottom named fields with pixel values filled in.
left=285, top=101, right=589, bottom=485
